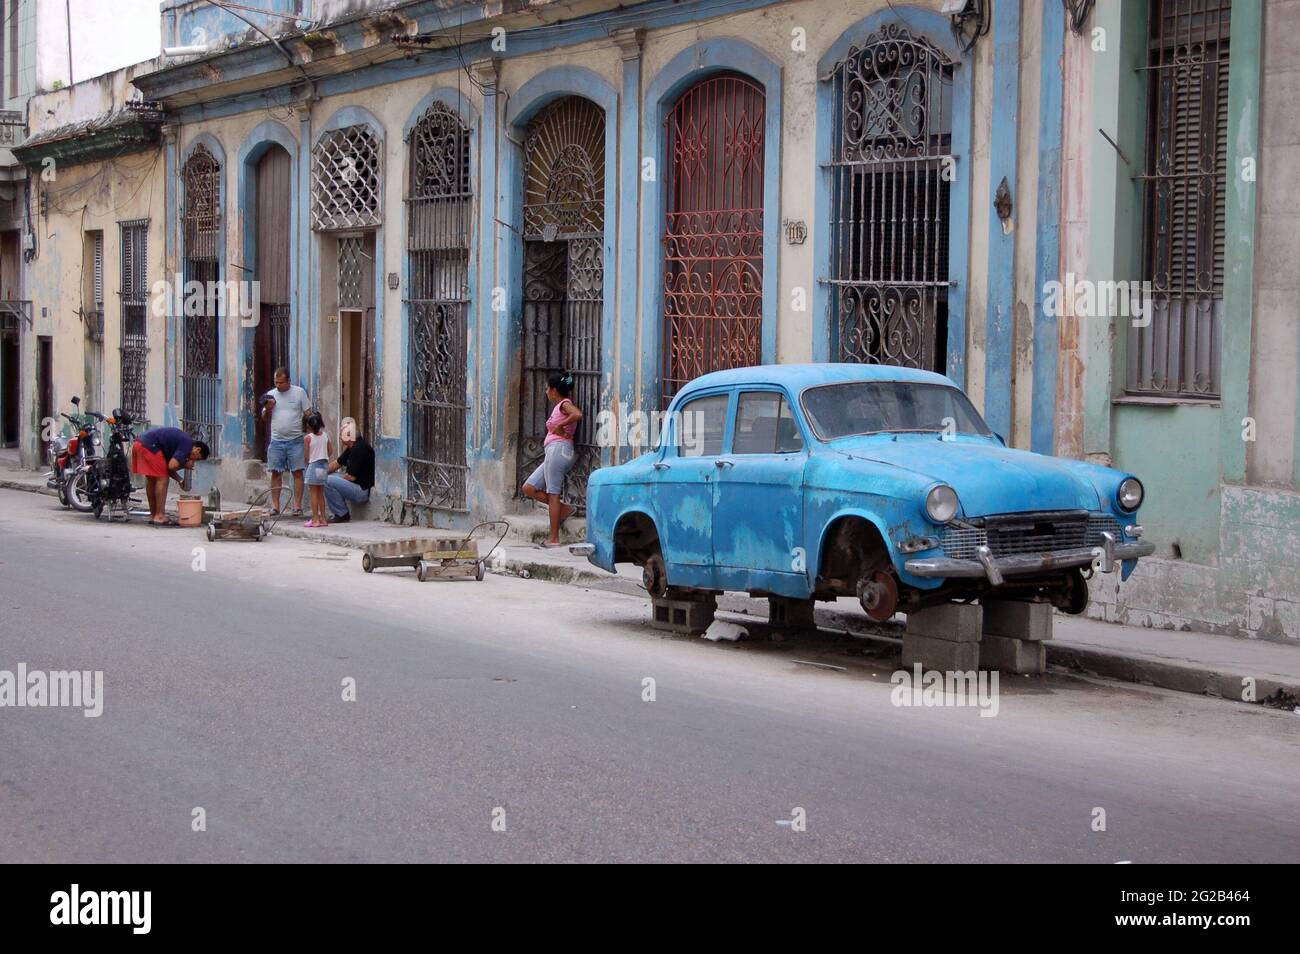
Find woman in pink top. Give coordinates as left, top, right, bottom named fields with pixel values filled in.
left=521, top=371, right=583, bottom=546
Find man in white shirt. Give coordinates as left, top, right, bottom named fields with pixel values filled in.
left=261, top=367, right=312, bottom=515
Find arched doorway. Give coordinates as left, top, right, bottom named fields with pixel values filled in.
left=251, top=143, right=292, bottom=459
left=404, top=101, right=472, bottom=511
left=662, top=72, right=765, bottom=402
left=517, top=95, right=604, bottom=508
left=311, top=121, right=382, bottom=442
left=827, top=24, right=954, bottom=371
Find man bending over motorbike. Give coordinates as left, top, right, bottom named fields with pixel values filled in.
left=131, top=427, right=210, bottom=526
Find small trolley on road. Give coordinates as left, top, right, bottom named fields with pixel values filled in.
left=359, top=521, right=508, bottom=582
left=204, top=489, right=287, bottom=542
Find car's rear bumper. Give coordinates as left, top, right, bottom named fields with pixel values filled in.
left=904, top=536, right=1154, bottom=586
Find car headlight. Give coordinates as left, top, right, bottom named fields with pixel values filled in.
left=1117, top=477, right=1144, bottom=512
left=925, top=484, right=960, bottom=523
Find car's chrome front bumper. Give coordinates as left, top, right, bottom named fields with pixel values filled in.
left=904, top=533, right=1155, bottom=586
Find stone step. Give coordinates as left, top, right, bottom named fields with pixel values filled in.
left=506, top=509, right=587, bottom=545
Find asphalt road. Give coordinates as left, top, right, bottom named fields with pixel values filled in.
left=1, top=487, right=1298, bottom=863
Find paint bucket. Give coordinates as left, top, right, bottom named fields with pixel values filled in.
left=177, top=496, right=204, bottom=527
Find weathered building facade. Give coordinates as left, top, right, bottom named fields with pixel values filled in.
left=11, top=0, right=1298, bottom=640
left=1059, top=0, right=1300, bottom=639
left=116, top=0, right=1062, bottom=517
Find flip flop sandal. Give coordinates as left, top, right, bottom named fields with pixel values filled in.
left=290, top=508, right=304, bottom=517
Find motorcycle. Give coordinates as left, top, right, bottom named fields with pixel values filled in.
left=45, top=396, right=101, bottom=510
left=85, top=409, right=142, bottom=520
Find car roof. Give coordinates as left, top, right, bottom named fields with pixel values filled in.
left=675, top=363, right=956, bottom=399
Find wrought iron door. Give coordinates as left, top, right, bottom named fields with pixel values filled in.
left=663, top=73, right=765, bottom=403
left=517, top=96, right=604, bottom=509
left=405, top=102, right=471, bottom=511
left=181, top=144, right=222, bottom=449
left=827, top=24, right=954, bottom=371
left=253, top=145, right=292, bottom=458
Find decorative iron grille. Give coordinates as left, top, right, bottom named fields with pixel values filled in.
left=405, top=102, right=471, bottom=511
left=1131, top=0, right=1230, bottom=398
left=517, top=97, right=605, bottom=512
left=662, top=73, right=765, bottom=402
left=268, top=302, right=291, bottom=373
left=826, top=23, right=955, bottom=371
left=312, top=125, right=382, bottom=231
left=119, top=221, right=149, bottom=422
left=337, top=235, right=367, bottom=310
left=181, top=145, right=222, bottom=450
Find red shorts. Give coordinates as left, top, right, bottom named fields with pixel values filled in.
left=131, top=442, right=169, bottom=479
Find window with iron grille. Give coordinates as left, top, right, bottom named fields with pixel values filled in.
left=825, top=23, right=955, bottom=373
left=181, top=144, right=222, bottom=450
left=1131, top=0, right=1230, bottom=399
left=119, top=221, right=148, bottom=422
left=404, top=102, right=471, bottom=511
left=312, top=125, right=382, bottom=231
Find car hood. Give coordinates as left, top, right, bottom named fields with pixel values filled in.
left=828, top=435, right=1102, bottom=516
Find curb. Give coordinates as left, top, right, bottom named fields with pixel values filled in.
left=6, top=478, right=1296, bottom=705
left=1045, top=643, right=1299, bottom=706
left=0, top=478, right=57, bottom=498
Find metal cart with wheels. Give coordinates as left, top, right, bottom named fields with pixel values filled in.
left=204, top=489, right=288, bottom=542
left=359, top=521, right=509, bottom=581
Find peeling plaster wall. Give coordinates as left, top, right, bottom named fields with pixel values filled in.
left=23, top=150, right=166, bottom=446
left=1072, top=0, right=1299, bottom=639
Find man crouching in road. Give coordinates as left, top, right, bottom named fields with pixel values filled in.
left=131, top=426, right=210, bottom=526
left=324, top=417, right=375, bottom=524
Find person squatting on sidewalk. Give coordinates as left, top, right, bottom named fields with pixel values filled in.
left=324, top=417, right=375, bottom=524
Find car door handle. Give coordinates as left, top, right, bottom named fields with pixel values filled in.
left=714, top=459, right=734, bottom=469
left=653, top=461, right=670, bottom=470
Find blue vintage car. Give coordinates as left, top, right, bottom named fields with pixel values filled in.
left=575, top=364, right=1153, bottom=620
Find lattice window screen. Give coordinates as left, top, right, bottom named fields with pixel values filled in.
left=312, top=125, right=382, bottom=231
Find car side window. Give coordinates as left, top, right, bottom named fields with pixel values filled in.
left=675, top=394, right=729, bottom=457
left=733, top=392, right=805, bottom=455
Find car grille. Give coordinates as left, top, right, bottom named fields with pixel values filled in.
left=941, top=514, right=1120, bottom=560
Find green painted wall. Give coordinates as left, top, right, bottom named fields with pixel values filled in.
left=1086, top=0, right=1262, bottom=568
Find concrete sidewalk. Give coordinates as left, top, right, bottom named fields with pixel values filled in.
left=4, top=467, right=1299, bottom=706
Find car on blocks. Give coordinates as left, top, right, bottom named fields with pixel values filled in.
left=573, top=363, right=1153, bottom=622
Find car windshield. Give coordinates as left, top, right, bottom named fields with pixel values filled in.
left=800, top=381, right=991, bottom=440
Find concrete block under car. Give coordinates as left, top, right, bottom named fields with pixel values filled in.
left=650, top=595, right=718, bottom=635
left=904, top=602, right=983, bottom=643
left=768, top=596, right=816, bottom=630
left=980, top=634, right=1047, bottom=675
left=901, top=632, right=981, bottom=672
left=981, top=599, right=1054, bottom=641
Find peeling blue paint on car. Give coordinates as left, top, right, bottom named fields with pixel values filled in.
left=584, top=365, right=1153, bottom=608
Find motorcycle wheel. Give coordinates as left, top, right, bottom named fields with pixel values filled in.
left=57, top=477, right=70, bottom=508
left=66, top=471, right=94, bottom=513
